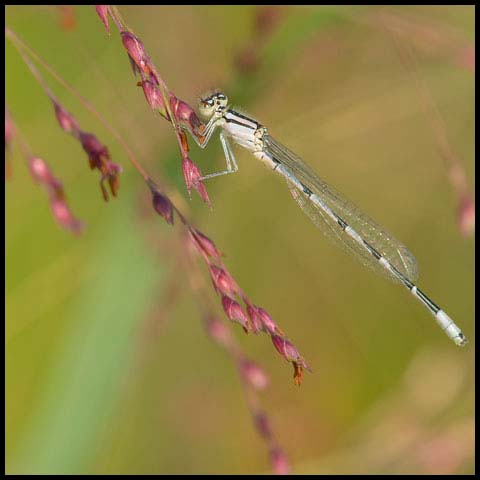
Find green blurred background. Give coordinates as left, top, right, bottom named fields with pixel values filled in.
left=5, top=5, right=474, bottom=475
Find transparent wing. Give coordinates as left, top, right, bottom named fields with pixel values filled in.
left=264, top=135, right=419, bottom=283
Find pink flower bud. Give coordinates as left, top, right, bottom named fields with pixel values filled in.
left=152, top=190, right=174, bottom=225
left=170, top=95, right=202, bottom=135
left=458, top=194, right=475, bottom=238
left=50, top=197, right=83, bottom=234
left=29, top=157, right=54, bottom=185
left=209, top=265, right=239, bottom=297
left=53, top=102, right=79, bottom=134
left=121, top=31, right=150, bottom=75
left=246, top=304, right=277, bottom=334
left=189, top=228, right=221, bottom=259
left=221, top=295, right=249, bottom=329
left=239, top=359, right=269, bottom=390
left=95, top=5, right=110, bottom=34
left=205, top=316, right=232, bottom=347
left=271, top=334, right=308, bottom=367
left=270, top=447, right=290, bottom=475
left=181, top=156, right=210, bottom=205
left=139, top=79, right=167, bottom=116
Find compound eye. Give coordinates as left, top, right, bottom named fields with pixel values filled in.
left=215, top=92, right=228, bottom=107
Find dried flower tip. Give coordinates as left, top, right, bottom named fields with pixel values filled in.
left=170, top=95, right=203, bottom=136
left=181, top=156, right=211, bottom=205
left=239, top=359, right=269, bottom=390
left=458, top=194, right=475, bottom=238
left=152, top=190, right=174, bottom=225
left=209, top=265, right=239, bottom=297
left=189, top=228, right=221, bottom=259
left=121, top=32, right=150, bottom=76
left=95, top=5, right=110, bottom=34
left=270, top=447, right=290, bottom=475
left=50, top=197, right=83, bottom=234
left=271, top=334, right=310, bottom=372
left=100, top=161, right=122, bottom=201
left=254, top=412, right=272, bottom=440
left=53, top=102, right=79, bottom=135
left=221, top=295, right=249, bottom=330
left=138, top=79, right=167, bottom=118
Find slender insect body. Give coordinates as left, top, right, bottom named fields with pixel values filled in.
left=196, top=90, right=467, bottom=347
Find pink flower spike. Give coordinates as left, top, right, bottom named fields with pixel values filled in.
left=95, top=5, right=110, bottom=34
left=53, top=102, right=79, bottom=135
left=239, top=359, right=269, bottom=390
left=458, top=194, right=475, bottom=238
left=221, top=295, right=249, bottom=330
left=209, top=265, right=239, bottom=297
left=50, top=197, right=83, bottom=234
left=270, top=447, right=290, bottom=475
left=151, top=189, right=174, bottom=225
left=189, top=228, right=222, bottom=259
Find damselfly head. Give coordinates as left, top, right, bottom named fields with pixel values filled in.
left=198, top=91, right=228, bottom=119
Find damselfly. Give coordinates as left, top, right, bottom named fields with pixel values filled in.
left=191, top=91, right=467, bottom=347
